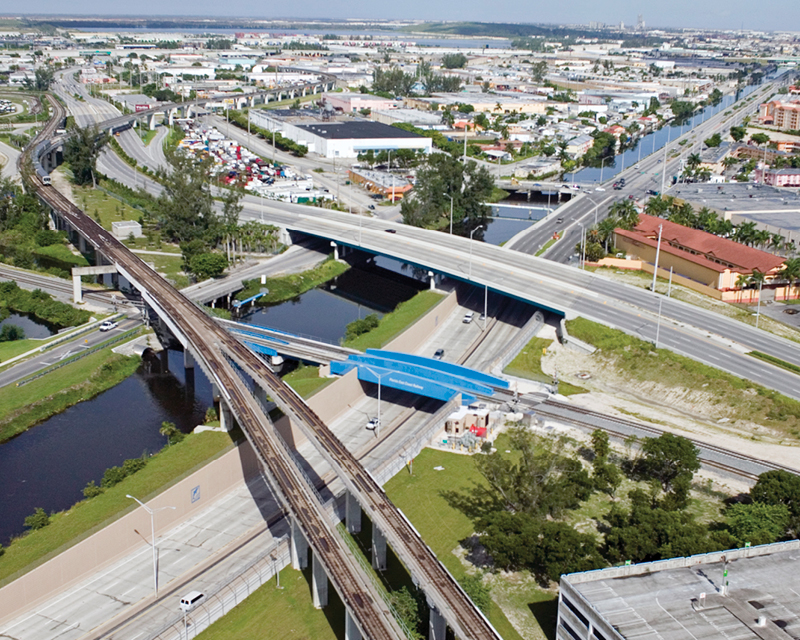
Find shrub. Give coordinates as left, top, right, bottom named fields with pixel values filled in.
left=83, top=480, right=104, bottom=498
left=24, top=507, right=50, bottom=531
left=205, top=406, right=218, bottom=422
left=122, top=457, right=147, bottom=476
left=101, top=465, right=127, bottom=488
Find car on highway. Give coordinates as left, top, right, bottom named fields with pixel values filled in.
left=385, top=228, right=396, bottom=233
left=479, top=313, right=486, bottom=322
left=462, top=311, right=474, bottom=324
left=99, top=320, right=118, bottom=332
left=628, top=194, right=636, bottom=200
left=595, top=186, right=605, bottom=191
left=433, top=348, right=445, bottom=360
left=646, top=189, right=660, bottom=196
left=368, top=204, right=376, bottom=210
left=556, top=217, right=564, bottom=223
left=366, top=417, right=380, bottom=430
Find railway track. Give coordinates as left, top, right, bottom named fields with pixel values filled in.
left=27, top=94, right=499, bottom=640
left=536, top=399, right=799, bottom=482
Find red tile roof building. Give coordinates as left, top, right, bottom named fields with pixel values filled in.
left=614, top=214, right=784, bottom=291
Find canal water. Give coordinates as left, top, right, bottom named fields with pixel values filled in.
left=0, top=260, right=423, bottom=545
left=0, top=313, right=56, bottom=340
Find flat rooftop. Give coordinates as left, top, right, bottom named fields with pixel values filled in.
left=296, top=121, right=425, bottom=140
left=672, top=183, right=800, bottom=232
left=566, top=542, right=800, bottom=640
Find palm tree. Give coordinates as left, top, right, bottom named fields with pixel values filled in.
left=779, top=257, right=800, bottom=301
left=735, top=273, right=750, bottom=302
left=733, top=221, right=758, bottom=246
left=753, top=229, right=772, bottom=250
left=610, top=200, right=640, bottom=230
left=597, top=217, right=618, bottom=252
left=722, top=156, right=738, bottom=170
left=686, top=153, right=702, bottom=171
left=770, top=233, right=784, bottom=254
left=748, top=270, right=767, bottom=305
left=645, top=195, right=669, bottom=218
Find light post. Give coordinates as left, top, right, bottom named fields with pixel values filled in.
left=483, top=283, right=488, bottom=331
left=756, top=278, right=763, bottom=328
left=655, top=296, right=663, bottom=348
left=599, top=156, right=610, bottom=184
left=445, top=194, right=454, bottom=235
left=126, top=494, right=176, bottom=598
left=579, top=224, right=585, bottom=269
left=468, top=225, right=483, bottom=280
left=651, top=223, right=663, bottom=294
left=363, top=366, right=391, bottom=436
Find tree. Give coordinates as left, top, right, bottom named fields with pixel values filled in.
left=401, top=154, right=494, bottom=231
left=63, top=125, right=108, bottom=188
left=389, top=587, right=423, bottom=640
left=729, top=126, right=746, bottom=142
left=610, top=200, right=640, bottom=230
left=637, top=433, right=700, bottom=508
left=704, top=133, right=722, bottom=148
left=460, top=575, right=491, bottom=613
left=24, top=507, right=51, bottom=531
left=530, top=61, right=548, bottom=84
left=159, top=420, right=185, bottom=445
left=726, top=502, right=790, bottom=546
left=23, top=66, right=54, bottom=91
left=189, top=252, right=228, bottom=279
left=442, top=53, right=468, bottom=69
left=154, top=148, right=217, bottom=244
left=591, top=429, right=610, bottom=462
left=750, top=132, right=770, bottom=146
left=0, top=324, right=25, bottom=342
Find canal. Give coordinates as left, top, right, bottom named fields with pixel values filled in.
left=0, top=258, right=424, bottom=545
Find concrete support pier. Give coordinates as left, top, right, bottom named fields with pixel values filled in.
left=346, top=492, right=361, bottom=534
left=291, top=518, right=308, bottom=570
left=183, top=349, right=195, bottom=370
left=219, top=401, right=234, bottom=432
left=428, top=603, right=446, bottom=640
left=312, top=553, right=328, bottom=608
left=345, top=611, right=362, bottom=640
left=372, top=525, right=387, bottom=571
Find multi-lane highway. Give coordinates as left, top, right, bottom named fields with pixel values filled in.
left=30, top=92, right=502, bottom=640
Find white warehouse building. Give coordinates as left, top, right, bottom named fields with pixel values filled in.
left=249, top=109, right=432, bottom=158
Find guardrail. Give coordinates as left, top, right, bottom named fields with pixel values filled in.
left=14, top=327, right=140, bottom=387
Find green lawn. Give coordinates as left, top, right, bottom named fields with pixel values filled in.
left=282, top=364, right=335, bottom=398
left=0, top=343, right=141, bottom=442
left=238, top=259, right=348, bottom=305
left=385, top=445, right=547, bottom=640
left=0, top=331, right=64, bottom=363
left=140, top=253, right=189, bottom=288
left=344, top=290, right=444, bottom=351
left=535, top=235, right=559, bottom=257
left=0, top=430, right=235, bottom=586
left=196, top=564, right=343, bottom=640
left=73, top=185, right=145, bottom=233
left=32, top=243, right=90, bottom=268
left=504, top=336, right=588, bottom=396
left=140, top=128, right=158, bottom=146
left=566, top=316, right=800, bottom=440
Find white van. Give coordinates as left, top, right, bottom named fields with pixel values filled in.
left=180, top=591, right=205, bottom=612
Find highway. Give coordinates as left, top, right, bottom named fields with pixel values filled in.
left=508, top=80, right=781, bottom=262
left=29, top=94, right=500, bottom=640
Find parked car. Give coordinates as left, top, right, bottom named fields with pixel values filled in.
left=462, top=311, right=474, bottom=324
left=433, top=348, right=445, bottom=360
left=99, top=320, right=118, bottom=332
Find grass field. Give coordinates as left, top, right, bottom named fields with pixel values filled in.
left=238, top=258, right=348, bottom=305
left=567, top=316, right=800, bottom=439
left=196, top=564, right=344, bottom=640
left=0, top=344, right=141, bottom=442
left=73, top=186, right=146, bottom=233
left=0, top=331, right=65, bottom=363
left=0, top=430, right=235, bottom=586
left=140, top=128, right=158, bottom=146
left=385, top=444, right=550, bottom=640
left=282, top=364, right=335, bottom=398
left=344, top=290, right=444, bottom=351
left=504, top=336, right=588, bottom=396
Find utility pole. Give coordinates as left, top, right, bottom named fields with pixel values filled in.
left=652, top=223, right=663, bottom=293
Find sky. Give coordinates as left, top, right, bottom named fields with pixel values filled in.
left=16, top=0, right=797, bottom=33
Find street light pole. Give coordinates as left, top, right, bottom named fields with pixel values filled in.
left=446, top=194, right=454, bottom=235
left=126, top=494, right=176, bottom=598
left=468, top=225, right=484, bottom=280
left=756, top=279, right=763, bottom=328
left=651, top=223, right=663, bottom=294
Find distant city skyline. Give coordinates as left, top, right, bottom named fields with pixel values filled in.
left=13, top=0, right=796, bottom=33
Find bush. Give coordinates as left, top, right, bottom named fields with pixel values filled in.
left=0, top=324, right=25, bottom=342
left=122, top=457, right=148, bottom=476
left=34, top=229, right=63, bottom=247
left=83, top=480, right=104, bottom=498
left=460, top=574, right=491, bottom=613
left=205, top=406, right=218, bottom=422
left=24, top=507, right=50, bottom=531
left=345, top=313, right=380, bottom=340
left=101, top=465, right=127, bottom=488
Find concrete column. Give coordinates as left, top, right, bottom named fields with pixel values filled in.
left=312, top=552, right=328, bottom=608
left=346, top=611, right=362, bottom=640
left=372, top=525, right=387, bottom=571
left=346, top=492, right=361, bottom=534
left=428, top=604, right=446, bottom=640
left=160, top=348, right=170, bottom=372
left=291, top=518, right=308, bottom=570
left=72, top=274, right=83, bottom=304
left=183, top=349, right=195, bottom=370
left=211, top=383, right=220, bottom=402
left=331, top=242, right=339, bottom=261
left=428, top=271, right=435, bottom=290
left=219, top=401, right=234, bottom=432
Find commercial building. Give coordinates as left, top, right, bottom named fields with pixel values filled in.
left=614, top=214, right=784, bottom=291
left=759, top=98, right=800, bottom=130
left=324, top=92, right=398, bottom=113
left=557, top=540, right=800, bottom=640
left=754, top=167, right=800, bottom=187
left=347, top=168, right=413, bottom=201
left=249, top=109, right=432, bottom=158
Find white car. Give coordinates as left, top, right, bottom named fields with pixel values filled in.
left=595, top=187, right=606, bottom=191
left=462, top=312, right=474, bottom=324
left=99, top=320, right=118, bottom=332
left=366, top=418, right=380, bottom=430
